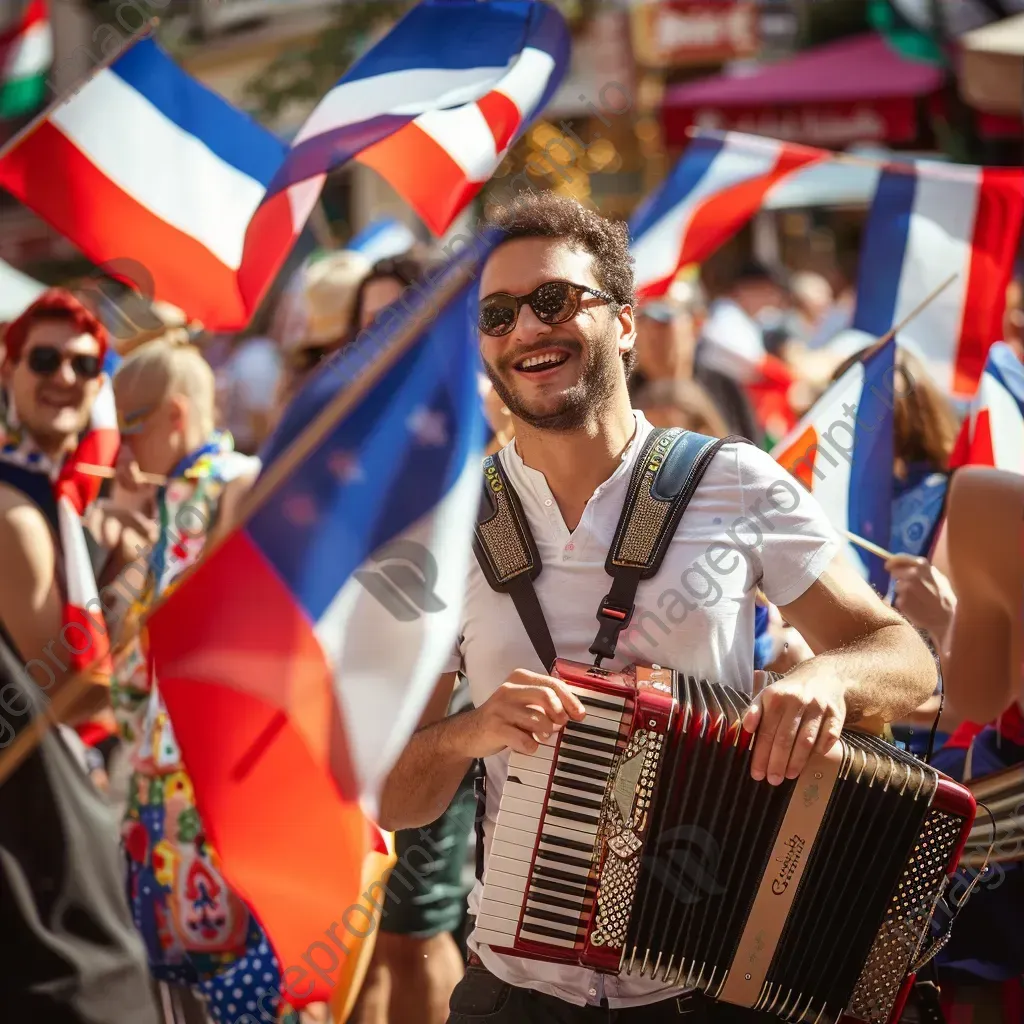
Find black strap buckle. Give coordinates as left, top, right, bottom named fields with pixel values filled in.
left=590, top=595, right=635, bottom=664
left=597, top=595, right=634, bottom=628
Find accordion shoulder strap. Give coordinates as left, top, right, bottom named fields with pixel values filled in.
left=590, top=428, right=750, bottom=664
left=473, top=428, right=748, bottom=671
left=473, top=451, right=557, bottom=672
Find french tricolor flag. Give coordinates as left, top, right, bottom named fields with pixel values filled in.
left=850, top=162, right=1024, bottom=399
left=0, top=1, right=568, bottom=330
left=773, top=340, right=896, bottom=593
left=146, top=231, right=492, bottom=1005
left=0, top=37, right=286, bottom=330
left=629, top=131, right=826, bottom=300
left=949, top=342, right=1024, bottom=473
left=295, top=0, right=569, bottom=237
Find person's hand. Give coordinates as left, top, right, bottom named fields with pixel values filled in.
left=884, top=554, right=956, bottom=642
left=113, top=448, right=147, bottom=493
left=458, top=669, right=586, bottom=758
left=742, top=669, right=847, bottom=785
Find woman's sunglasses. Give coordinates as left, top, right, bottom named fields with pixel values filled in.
left=478, top=280, right=615, bottom=337
left=25, top=345, right=102, bottom=380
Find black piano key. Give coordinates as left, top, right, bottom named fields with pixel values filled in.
left=536, top=848, right=594, bottom=870
left=555, top=761, right=608, bottom=782
left=533, top=863, right=595, bottom=886
left=551, top=773, right=606, bottom=796
left=578, top=694, right=629, bottom=714
left=530, top=874, right=593, bottom=900
left=566, top=720, right=622, bottom=740
left=540, top=831, right=597, bottom=854
left=528, top=890, right=588, bottom=913
left=557, top=733, right=619, bottom=755
left=555, top=746, right=614, bottom=768
left=520, top=921, right=584, bottom=942
left=547, top=806, right=601, bottom=827
left=524, top=905, right=585, bottom=928
left=548, top=790, right=603, bottom=811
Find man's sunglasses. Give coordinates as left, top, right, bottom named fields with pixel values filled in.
left=25, top=345, right=102, bottom=380
left=478, top=280, right=615, bottom=337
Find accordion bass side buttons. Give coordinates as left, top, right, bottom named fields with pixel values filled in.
left=475, top=660, right=977, bottom=1024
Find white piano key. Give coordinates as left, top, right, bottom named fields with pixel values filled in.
left=495, top=810, right=544, bottom=834
left=519, top=930, right=580, bottom=949
left=497, top=800, right=542, bottom=827
left=474, top=926, right=518, bottom=947
left=489, top=854, right=531, bottom=878
left=486, top=869, right=528, bottom=894
left=505, top=767, right=552, bottom=791
left=502, top=781, right=547, bottom=805
left=532, top=853, right=593, bottom=879
left=481, top=883, right=528, bottom=908
left=565, top=703, right=628, bottom=726
left=509, top=743, right=555, bottom=767
left=491, top=835, right=540, bottom=860
left=478, top=898, right=522, bottom=923
left=564, top=684, right=627, bottom=706
left=541, top=815, right=599, bottom=839
left=538, top=820, right=603, bottom=847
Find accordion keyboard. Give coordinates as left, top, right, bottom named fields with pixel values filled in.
left=474, top=684, right=634, bottom=955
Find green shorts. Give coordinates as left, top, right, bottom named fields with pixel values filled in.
left=378, top=765, right=477, bottom=939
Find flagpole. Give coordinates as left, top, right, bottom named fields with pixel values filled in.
left=0, top=236, right=490, bottom=789
left=863, top=272, right=959, bottom=356
left=0, top=18, right=159, bottom=165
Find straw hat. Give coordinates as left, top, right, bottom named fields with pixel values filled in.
left=295, top=250, right=372, bottom=349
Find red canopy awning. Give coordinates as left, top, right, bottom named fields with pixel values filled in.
left=662, top=33, right=945, bottom=148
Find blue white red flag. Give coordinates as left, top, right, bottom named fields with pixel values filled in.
left=0, top=37, right=286, bottom=330
left=0, top=2, right=568, bottom=329
left=629, top=131, right=825, bottom=300
left=266, top=0, right=568, bottom=238
left=773, top=340, right=896, bottom=593
left=949, top=342, right=1024, bottom=473
left=847, top=162, right=1024, bottom=398
left=146, top=230, right=492, bottom=1005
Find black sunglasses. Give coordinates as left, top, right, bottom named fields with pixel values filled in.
left=478, top=280, right=615, bottom=337
left=26, top=345, right=102, bottom=380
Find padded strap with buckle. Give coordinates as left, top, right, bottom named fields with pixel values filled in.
left=473, top=453, right=557, bottom=673
left=590, top=428, right=749, bottom=664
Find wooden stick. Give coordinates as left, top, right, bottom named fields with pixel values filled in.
left=871, top=272, right=959, bottom=350
left=0, top=242, right=489, bottom=789
left=78, top=464, right=167, bottom=486
left=843, top=530, right=894, bottom=562
left=0, top=20, right=159, bottom=165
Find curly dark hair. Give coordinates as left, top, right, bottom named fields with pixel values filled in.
left=483, top=192, right=637, bottom=375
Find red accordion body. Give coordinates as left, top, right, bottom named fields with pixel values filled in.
left=475, top=660, right=976, bottom=1024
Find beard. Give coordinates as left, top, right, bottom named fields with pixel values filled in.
left=484, top=330, right=622, bottom=432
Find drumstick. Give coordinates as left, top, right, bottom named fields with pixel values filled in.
left=78, top=463, right=167, bottom=486
left=843, top=530, right=894, bottom=562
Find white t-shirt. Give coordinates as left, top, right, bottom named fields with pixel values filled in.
left=447, top=411, right=841, bottom=1008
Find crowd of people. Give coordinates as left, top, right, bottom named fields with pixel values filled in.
left=0, top=188, right=1022, bottom=1024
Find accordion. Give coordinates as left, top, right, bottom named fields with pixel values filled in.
left=475, top=660, right=977, bottom=1024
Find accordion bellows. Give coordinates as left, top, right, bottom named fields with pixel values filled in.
left=476, top=660, right=976, bottom=1024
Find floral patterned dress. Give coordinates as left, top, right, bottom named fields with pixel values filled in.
left=112, top=435, right=293, bottom=1022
